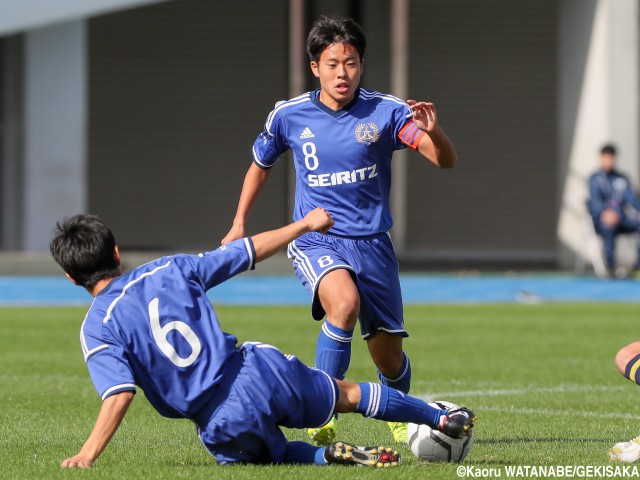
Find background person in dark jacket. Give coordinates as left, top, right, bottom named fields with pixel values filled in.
left=588, top=144, right=640, bottom=275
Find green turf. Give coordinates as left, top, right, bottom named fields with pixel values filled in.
left=2, top=303, right=640, bottom=479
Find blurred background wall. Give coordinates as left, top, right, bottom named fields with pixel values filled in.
left=0, top=0, right=638, bottom=271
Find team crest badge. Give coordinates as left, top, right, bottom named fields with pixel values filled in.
left=355, top=123, right=380, bottom=144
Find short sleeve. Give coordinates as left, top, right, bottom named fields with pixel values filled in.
left=185, top=237, right=256, bottom=290
left=85, top=337, right=136, bottom=400
left=252, top=104, right=290, bottom=169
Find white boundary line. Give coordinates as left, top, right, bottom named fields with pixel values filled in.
left=414, top=385, right=640, bottom=420
left=419, top=384, right=629, bottom=400
left=472, top=406, right=640, bottom=420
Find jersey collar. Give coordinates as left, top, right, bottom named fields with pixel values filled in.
left=311, top=88, right=360, bottom=117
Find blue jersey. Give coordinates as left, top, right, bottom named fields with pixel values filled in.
left=79, top=238, right=255, bottom=422
left=252, top=88, right=425, bottom=236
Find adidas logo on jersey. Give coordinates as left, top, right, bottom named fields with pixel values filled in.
left=299, top=127, right=315, bottom=139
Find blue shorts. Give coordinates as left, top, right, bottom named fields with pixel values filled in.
left=198, top=342, right=337, bottom=464
left=287, top=231, right=407, bottom=339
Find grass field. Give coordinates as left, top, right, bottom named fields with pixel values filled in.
left=2, top=303, right=640, bottom=479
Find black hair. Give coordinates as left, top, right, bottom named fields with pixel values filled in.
left=306, top=15, right=367, bottom=63
left=49, top=214, right=120, bottom=290
left=601, top=144, right=617, bottom=156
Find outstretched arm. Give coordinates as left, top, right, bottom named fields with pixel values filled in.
left=407, top=100, right=457, bottom=169
left=221, top=163, right=271, bottom=245
left=60, top=391, right=134, bottom=468
left=252, top=208, right=334, bottom=263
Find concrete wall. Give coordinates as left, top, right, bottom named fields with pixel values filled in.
left=557, top=0, right=639, bottom=269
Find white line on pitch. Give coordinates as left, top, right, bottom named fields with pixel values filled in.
left=471, top=406, right=640, bottom=420
left=418, top=384, right=628, bottom=400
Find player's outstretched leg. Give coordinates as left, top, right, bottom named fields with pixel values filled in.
left=325, top=442, right=401, bottom=468
left=341, top=382, right=475, bottom=440
left=438, top=407, right=476, bottom=439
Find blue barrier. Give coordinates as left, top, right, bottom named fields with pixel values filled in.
left=1, top=274, right=639, bottom=306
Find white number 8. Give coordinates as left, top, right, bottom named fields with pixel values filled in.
left=149, top=297, right=202, bottom=367
left=302, top=141, right=320, bottom=171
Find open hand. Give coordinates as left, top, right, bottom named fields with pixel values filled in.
left=407, top=100, right=438, bottom=133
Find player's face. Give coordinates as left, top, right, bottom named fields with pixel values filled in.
left=310, top=42, right=363, bottom=111
left=600, top=152, right=616, bottom=172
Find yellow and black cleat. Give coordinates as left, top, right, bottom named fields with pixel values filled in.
left=325, top=441, right=401, bottom=467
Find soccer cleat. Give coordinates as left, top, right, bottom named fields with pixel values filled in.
left=609, top=436, right=640, bottom=463
left=387, top=421, right=408, bottom=443
left=325, top=442, right=401, bottom=468
left=308, top=416, right=338, bottom=446
left=438, top=407, right=476, bottom=439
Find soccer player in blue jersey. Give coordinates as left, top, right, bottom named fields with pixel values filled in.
left=222, top=15, right=458, bottom=445
left=51, top=212, right=474, bottom=468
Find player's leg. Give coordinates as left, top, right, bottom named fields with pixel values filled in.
left=615, top=341, right=640, bottom=383
left=288, top=234, right=358, bottom=382
left=316, top=268, right=360, bottom=380
left=366, top=332, right=411, bottom=442
left=595, top=221, right=617, bottom=272
left=355, top=233, right=410, bottom=391
left=241, top=342, right=399, bottom=467
left=305, top=269, right=359, bottom=444
left=617, top=217, right=640, bottom=271
left=315, top=268, right=358, bottom=395
left=334, top=380, right=475, bottom=439
left=610, top=341, right=640, bottom=462
left=355, top=233, right=412, bottom=441
left=367, top=332, right=410, bottom=392
left=288, top=233, right=358, bottom=445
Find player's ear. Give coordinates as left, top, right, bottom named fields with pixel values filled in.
left=114, top=245, right=121, bottom=266
left=310, top=60, right=320, bottom=78
left=65, top=272, right=78, bottom=285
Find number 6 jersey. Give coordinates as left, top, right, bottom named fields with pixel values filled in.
left=252, top=88, right=425, bottom=236
left=78, top=238, right=255, bottom=423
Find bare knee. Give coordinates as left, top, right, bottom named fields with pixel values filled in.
left=326, top=296, right=359, bottom=330
left=318, top=271, right=360, bottom=330
left=615, top=341, right=640, bottom=376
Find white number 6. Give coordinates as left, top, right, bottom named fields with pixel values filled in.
left=149, top=297, right=201, bottom=367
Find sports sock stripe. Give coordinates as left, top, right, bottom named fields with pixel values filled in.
left=321, top=322, right=353, bottom=343
left=366, top=383, right=381, bottom=418
left=626, top=354, right=640, bottom=383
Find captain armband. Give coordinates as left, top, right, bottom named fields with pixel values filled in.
left=398, top=121, right=426, bottom=150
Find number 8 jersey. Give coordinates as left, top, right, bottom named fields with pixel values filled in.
left=252, top=88, right=425, bottom=237
left=79, top=238, right=255, bottom=424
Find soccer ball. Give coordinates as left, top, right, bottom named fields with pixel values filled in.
left=407, top=400, right=475, bottom=462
